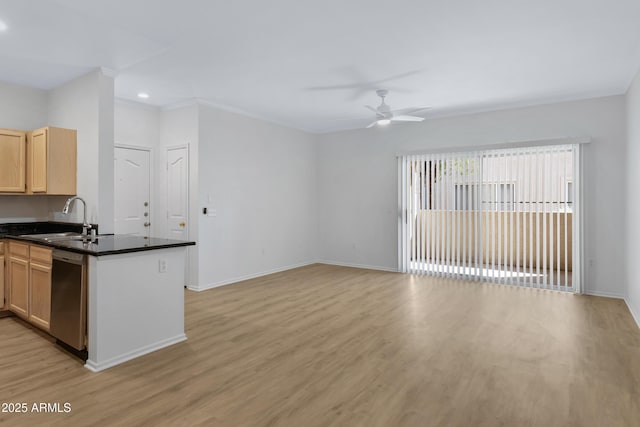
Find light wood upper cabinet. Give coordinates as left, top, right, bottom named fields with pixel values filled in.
left=30, top=129, right=48, bottom=192
left=8, top=242, right=29, bottom=319
left=27, top=127, right=77, bottom=195
left=0, top=129, right=26, bottom=192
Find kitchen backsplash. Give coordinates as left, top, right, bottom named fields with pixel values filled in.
left=0, top=195, right=76, bottom=223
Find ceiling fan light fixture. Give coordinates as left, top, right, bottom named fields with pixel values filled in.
left=364, top=89, right=431, bottom=129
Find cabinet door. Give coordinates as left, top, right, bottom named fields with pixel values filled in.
left=9, top=256, right=28, bottom=318
left=29, top=128, right=48, bottom=193
left=0, top=254, right=5, bottom=310
left=0, top=129, right=26, bottom=192
left=29, top=261, right=51, bottom=331
left=47, top=127, right=77, bottom=195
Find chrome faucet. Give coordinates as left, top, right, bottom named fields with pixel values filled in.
left=62, top=196, right=92, bottom=236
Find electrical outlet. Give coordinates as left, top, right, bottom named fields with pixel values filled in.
left=159, top=259, right=167, bottom=273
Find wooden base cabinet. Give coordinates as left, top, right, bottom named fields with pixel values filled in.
left=28, top=246, right=52, bottom=330
left=7, top=241, right=52, bottom=331
left=8, top=244, right=29, bottom=318
left=0, top=241, right=5, bottom=310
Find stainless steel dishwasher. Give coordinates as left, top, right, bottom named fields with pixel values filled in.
left=50, top=249, right=87, bottom=351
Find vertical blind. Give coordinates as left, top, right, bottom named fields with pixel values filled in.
left=398, top=144, right=581, bottom=292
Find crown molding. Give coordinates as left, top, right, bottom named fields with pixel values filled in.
left=115, top=97, right=161, bottom=111
left=99, top=67, right=118, bottom=78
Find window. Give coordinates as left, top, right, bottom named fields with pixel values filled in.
left=454, top=184, right=477, bottom=211
left=454, top=183, right=514, bottom=211
left=399, top=144, right=579, bottom=292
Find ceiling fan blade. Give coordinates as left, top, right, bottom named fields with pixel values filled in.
left=391, top=106, right=432, bottom=115
left=391, top=115, right=425, bottom=122
left=371, top=70, right=423, bottom=85
left=365, top=105, right=379, bottom=114
left=366, top=121, right=379, bottom=128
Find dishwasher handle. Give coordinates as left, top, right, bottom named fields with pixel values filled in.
left=53, top=250, right=85, bottom=265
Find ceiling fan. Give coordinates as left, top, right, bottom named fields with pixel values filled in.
left=365, top=89, right=430, bottom=128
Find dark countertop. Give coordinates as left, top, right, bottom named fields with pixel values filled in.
left=6, top=234, right=195, bottom=256
left=1, top=222, right=195, bottom=256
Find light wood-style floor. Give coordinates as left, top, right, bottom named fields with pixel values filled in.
left=1, top=264, right=639, bottom=426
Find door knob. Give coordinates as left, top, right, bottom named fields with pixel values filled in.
left=179, top=222, right=186, bottom=227
left=144, top=222, right=151, bottom=227
left=144, top=212, right=149, bottom=217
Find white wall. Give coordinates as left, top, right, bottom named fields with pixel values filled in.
left=625, top=70, right=640, bottom=325
left=48, top=69, right=115, bottom=232
left=196, top=104, right=317, bottom=289
left=0, top=81, right=51, bottom=221
left=317, top=96, right=627, bottom=297
left=98, top=72, right=115, bottom=234
left=114, top=99, right=161, bottom=149
left=0, top=81, right=48, bottom=130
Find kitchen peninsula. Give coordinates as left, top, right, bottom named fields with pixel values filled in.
left=1, top=222, right=195, bottom=372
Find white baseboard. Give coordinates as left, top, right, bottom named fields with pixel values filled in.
left=583, top=291, right=639, bottom=329
left=189, top=261, right=317, bottom=292
left=584, top=290, right=626, bottom=299
left=85, top=334, right=187, bottom=372
left=189, top=260, right=399, bottom=292
left=315, top=260, right=399, bottom=273
left=625, top=298, right=640, bottom=329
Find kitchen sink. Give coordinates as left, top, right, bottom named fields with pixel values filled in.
left=49, top=235, right=88, bottom=242
left=19, top=232, right=84, bottom=242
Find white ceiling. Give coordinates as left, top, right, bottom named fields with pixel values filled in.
left=1, top=0, right=640, bottom=133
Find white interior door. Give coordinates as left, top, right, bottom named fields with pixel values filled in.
left=167, top=146, right=189, bottom=240
left=114, top=146, right=151, bottom=237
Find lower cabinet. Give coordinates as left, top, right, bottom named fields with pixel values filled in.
left=0, top=241, right=5, bottom=310
left=8, top=241, right=52, bottom=331
left=28, top=261, right=51, bottom=330
left=9, top=249, right=29, bottom=318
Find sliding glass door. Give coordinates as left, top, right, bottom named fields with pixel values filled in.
left=398, top=144, right=581, bottom=292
